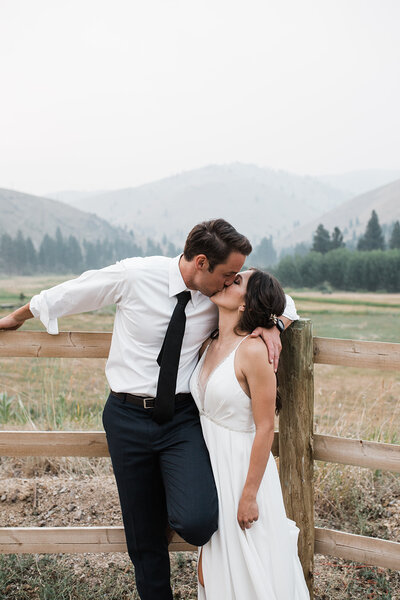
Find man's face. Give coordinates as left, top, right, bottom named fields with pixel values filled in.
left=192, top=251, right=247, bottom=297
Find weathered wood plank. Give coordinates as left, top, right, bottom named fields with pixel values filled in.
left=314, top=434, right=400, bottom=473
left=2, top=431, right=398, bottom=476
left=0, top=331, right=111, bottom=358
left=4, top=526, right=397, bottom=572
left=0, top=431, right=110, bottom=457
left=315, top=527, right=400, bottom=571
left=313, top=337, right=400, bottom=370
left=0, top=526, right=194, bottom=553
left=2, top=331, right=399, bottom=369
left=279, top=319, right=314, bottom=597
left=0, top=430, right=279, bottom=459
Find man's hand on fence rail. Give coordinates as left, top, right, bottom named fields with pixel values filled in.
left=0, top=303, right=33, bottom=330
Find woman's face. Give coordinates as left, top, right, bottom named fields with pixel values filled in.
left=210, top=269, right=253, bottom=311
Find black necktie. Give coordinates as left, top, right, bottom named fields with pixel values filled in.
left=152, top=291, right=191, bottom=424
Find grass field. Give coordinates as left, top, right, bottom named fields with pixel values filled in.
left=0, top=276, right=399, bottom=599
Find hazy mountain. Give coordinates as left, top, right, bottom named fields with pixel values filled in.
left=47, top=189, right=106, bottom=206
left=0, top=188, right=133, bottom=247
left=48, top=163, right=348, bottom=247
left=318, top=169, right=400, bottom=197
left=279, top=178, right=400, bottom=249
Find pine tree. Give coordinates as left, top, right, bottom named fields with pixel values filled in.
left=25, top=237, right=38, bottom=274
left=357, top=210, right=385, bottom=251
left=389, top=221, right=400, bottom=249
left=166, top=241, right=178, bottom=257
left=312, top=224, right=331, bottom=254
left=330, top=227, right=345, bottom=250
left=39, top=234, right=57, bottom=272
left=251, top=236, right=277, bottom=267
left=65, top=236, right=83, bottom=272
left=83, top=240, right=98, bottom=270
left=55, top=227, right=66, bottom=271
left=15, top=230, right=27, bottom=273
left=146, top=238, right=163, bottom=256
left=0, top=233, right=15, bottom=273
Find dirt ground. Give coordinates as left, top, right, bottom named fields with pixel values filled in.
left=1, top=472, right=399, bottom=599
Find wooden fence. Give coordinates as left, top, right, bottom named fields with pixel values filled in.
left=0, top=320, right=399, bottom=598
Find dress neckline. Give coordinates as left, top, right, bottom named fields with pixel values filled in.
left=198, top=335, right=250, bottom=396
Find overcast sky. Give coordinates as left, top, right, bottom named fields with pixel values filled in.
left=1, top=0, right=399, bottom=196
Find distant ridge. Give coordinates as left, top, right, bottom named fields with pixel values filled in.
left=317, top=169, right=400, bottom=197
left=0, top=188, right=133, bottom=247
left=280, top=178, right=400, bottom=248
left=47, top=163, right=348, bottom=247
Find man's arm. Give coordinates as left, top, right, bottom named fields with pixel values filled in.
left=250, top=293, right=299, bottom=372
left=0, top=259, right=135, bottom=334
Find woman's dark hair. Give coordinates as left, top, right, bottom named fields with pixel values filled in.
left=184, top=219, right=252, bottom=271
left=235, top=269, right=285, bottom=336
left=237, top=269, right=286, bottom=415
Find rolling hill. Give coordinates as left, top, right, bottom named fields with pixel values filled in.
left=0, top=188, right=133, bottom=247
left=46, top=163, right=348, bottom=247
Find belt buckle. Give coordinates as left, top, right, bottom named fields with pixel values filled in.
left=142, top=397, right=155, bottom=409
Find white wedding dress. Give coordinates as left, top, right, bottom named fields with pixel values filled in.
left=190, top=337, right=310, bottom=600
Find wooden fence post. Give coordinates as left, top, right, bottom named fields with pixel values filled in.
left=278, top=318, right=314, bottom=597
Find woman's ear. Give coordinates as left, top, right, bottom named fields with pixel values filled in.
left=238, top=304, right=245, bottom=312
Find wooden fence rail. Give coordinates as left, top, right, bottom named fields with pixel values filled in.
left=1, top=526, right=398, bottom=571
left=1, top=431, right=399, bottom=472
left=2, top=330, right=400, bottom=369
left=1, top=322, right=400, bottom=598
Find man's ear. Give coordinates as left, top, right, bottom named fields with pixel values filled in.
left=194, top=254, right=209, bottom=271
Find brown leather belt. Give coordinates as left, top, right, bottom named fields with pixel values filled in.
left=110, top=391, right=193, bottom=409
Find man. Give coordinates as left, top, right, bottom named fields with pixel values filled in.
left=0, top=219, right=298, bottom=600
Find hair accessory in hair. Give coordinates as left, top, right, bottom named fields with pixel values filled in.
left=270, top=313, right=278, bottom=325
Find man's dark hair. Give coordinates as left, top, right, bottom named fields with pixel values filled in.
left=183, top=219, right=252, bottom=271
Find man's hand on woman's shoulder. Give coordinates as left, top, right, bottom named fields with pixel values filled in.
left=250, top=326, right=282, bottom=373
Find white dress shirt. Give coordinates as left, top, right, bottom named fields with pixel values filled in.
left=29, top=255, right=299, bottom=395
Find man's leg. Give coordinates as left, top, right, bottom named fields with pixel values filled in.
left=158, top=399, right=219, bottom=546
left=102, top=393, right=173, bottom=600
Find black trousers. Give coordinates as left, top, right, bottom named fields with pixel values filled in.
left=102, top=392, right=218, bottom=600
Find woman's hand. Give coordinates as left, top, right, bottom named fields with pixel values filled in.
left=237, top=493, right=259, bottom=530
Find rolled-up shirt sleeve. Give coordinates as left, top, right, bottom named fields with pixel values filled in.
left=29, top=261, right=130, bottom=335
left=282, top=293, right=299, bottom=321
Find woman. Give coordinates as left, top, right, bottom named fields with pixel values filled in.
left=190, top=269, right=310, bottom=599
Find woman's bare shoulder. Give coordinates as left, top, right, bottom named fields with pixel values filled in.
left=241, top=335, right=268, bottom=357
left=238, top=336, right=273, bottom=372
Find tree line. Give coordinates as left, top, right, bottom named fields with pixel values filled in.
left=274, top=248, right=400, bottom=292
left=0, top=227, right=284, bottom=276
left=2, top=211, right=400, bottom=291
left=0, top=228, right=180, bottom=275
left=274, top=212, right=400, bottom=292
left=311, top=211, right=400, bottom=254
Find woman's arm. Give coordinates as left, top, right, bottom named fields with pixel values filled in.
left=236, top=338, right=276, bottom=530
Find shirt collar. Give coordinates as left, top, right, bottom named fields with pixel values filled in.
left=169, top=255, right=201, bottom=308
